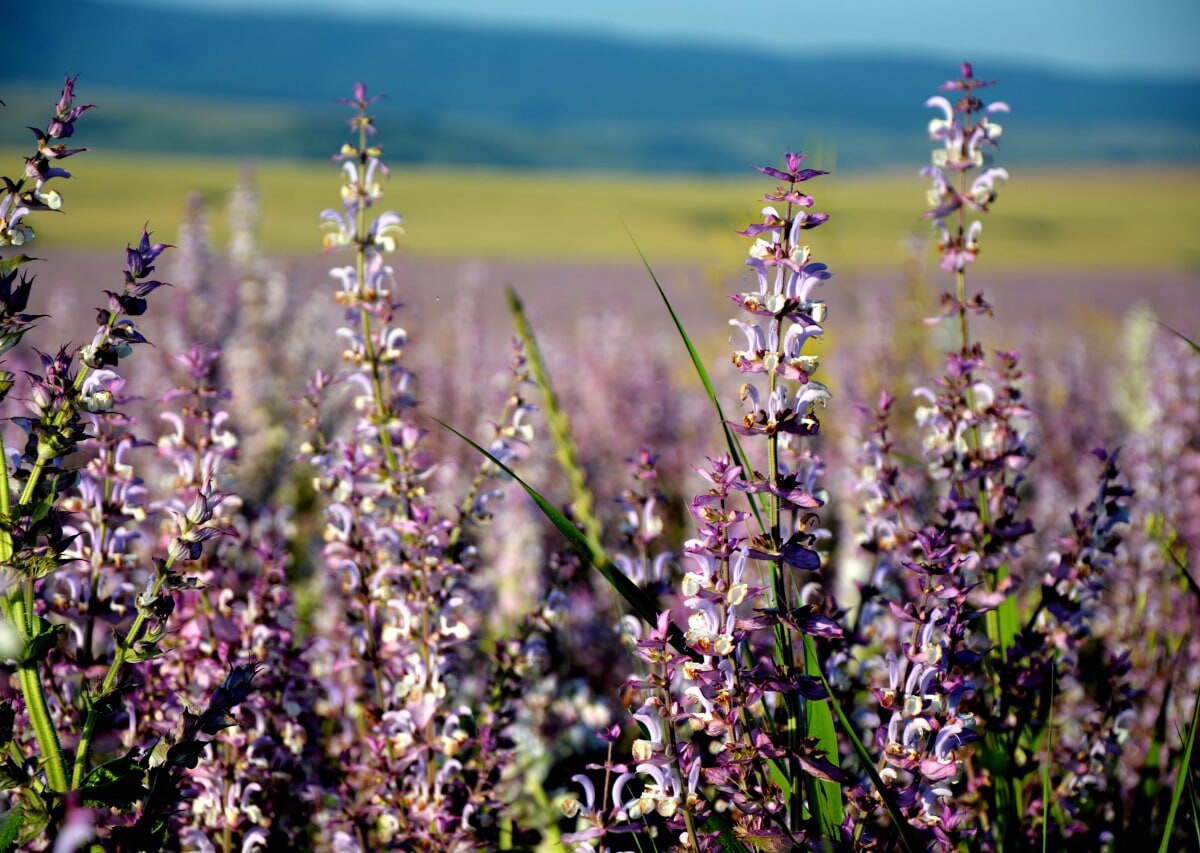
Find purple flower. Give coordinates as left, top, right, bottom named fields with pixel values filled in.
left=757, top=150, right=829, bottom=184
left=46, top=74, right=95, bottom=138
left=125, top=228, right=172, bottom=279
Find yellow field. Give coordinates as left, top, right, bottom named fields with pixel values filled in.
left=6, top=147, right=1199, bottom=273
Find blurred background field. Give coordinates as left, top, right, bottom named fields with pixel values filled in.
left=4, top=0, right=1197, bottom=398
left=6, top=0, right=1197, bottom=340
left=10, top=147, right=1200, bottom=273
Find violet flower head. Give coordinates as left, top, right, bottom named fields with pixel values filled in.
left=125, top=227, right=172, bottom=279
left=338, top=81, right=384, bottom=122
left=922, top=64, right=1010, bottom=272
left=79, top=229, right=170, bottom=370
left=0, top=75, right=94, bottom=248
left=756, top=150, right=829, bottom=186
left=47, top=73, right=95, bottom=139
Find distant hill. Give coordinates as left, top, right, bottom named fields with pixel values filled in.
left=4, top=0, right=1198, bottom=172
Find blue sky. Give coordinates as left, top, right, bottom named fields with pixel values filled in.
left=138, top=0, right=1200, bottom=78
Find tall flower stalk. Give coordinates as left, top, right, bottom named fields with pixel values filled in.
left=921, top=62, right=1016, bottom=639
left=0, top=79, right=255, bottom=848
left=565, top=152, right=845, bottom=851
left=306, top=84, right=533, bottom=849
left=840, top=63, right=1143, bottom=850
left=0, top=76, right=95, bottom=798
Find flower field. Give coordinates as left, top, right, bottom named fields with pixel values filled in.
left=0, top=68, right=1196, bottom=851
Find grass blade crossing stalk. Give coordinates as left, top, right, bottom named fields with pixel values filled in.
left=1156, top=321, right=1200, bottom=356
left=506, top=287, right=606, bottom=558
left=436, top=416, right=751, bottom=852
left=622, top=223, right=770, bottom=530
left=1162, top=534, right=1200, bottom=602
left=436, top=418, right=671, bottom=646
left=1159, top=679, right=1200, bottom=853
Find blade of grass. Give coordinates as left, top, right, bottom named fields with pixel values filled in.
left=1156, top=320, right=1200, bottom=356
left=1162, top=534, right=1200, bottom=603
left=621, top=223, right=769, bottom=532
left=507, top=287, right=605, bottom=557
left=436, top=417, right=672, bottom=647
left=1159, top=679, right=1200, bottom=853
left=623, top=224, right=815, bottom=836
left=803, top=635, right=845, bottom=842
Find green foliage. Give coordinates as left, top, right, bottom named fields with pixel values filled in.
left=80, top=752, right=147, bottom=809
left=806, top=641, right=919, bottom=853
left=1160, top=678, right=1200, bottom=852
left=1157, top=321, right=1200, bottom=355
left=0, top=805, right=20, bottom=850
left=627, top=227, right=769, bottom=529
left=803, top=635, right=844, bottom=840
left=18, top=620, right=64, bottom=665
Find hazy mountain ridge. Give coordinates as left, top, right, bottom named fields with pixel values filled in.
left=5, top=0, right=1198, bottom=171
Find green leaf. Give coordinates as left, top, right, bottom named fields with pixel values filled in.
left=440, top=419, right=755, bottom=850
left=1162, top=538, right=1200, bottom=603
left=19, top=621, right=64, bottom=664
left=0, top=806, right=21, bottom=851
left=11, top=554, right=59, bottom=581
left=988, top=561, right=1019, bottom=664
left=124, top=642, right=165, bottom=664
left=166, top=738, right=210, bottom=770
left=807, top=643, right=919, bottom=853
left=699, top=814, right=752, bottom=853
left=1159, top=677, right=1200, bottom=852
left=0, top=759, right=25, bottom=791
left=80, top=751, right=147, bottom=808
left=1156, top=320, right=1200, bottom=356
left=14, top=790, right=48, bottom=847
left=0, top=256, right=37, bottom=276
left=28, top=495, right=55, bottom=525
left=803, top=635, right=844, bottom=841
left=622, top=224, right=769, bottom=533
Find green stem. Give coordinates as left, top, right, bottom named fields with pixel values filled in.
left=0, top=430, right=68, bottom=792
left=351, top=121, right=402, bottom=488
left=70, top=560, right=173, bottom=788
left=766, top=329, right=804, bottom=829
left=3, top=594, right=68, bottom=792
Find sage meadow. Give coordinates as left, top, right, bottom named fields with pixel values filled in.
left=0, top=66, right=1195, bottom=852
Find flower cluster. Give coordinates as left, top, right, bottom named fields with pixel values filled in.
left=922, top=62, right=1011, bottom=272
left=838, top=66, right=1164, bottom=851
left=0, top=64, right=1195, bottom=852
left=0, top=75, right=92, bottom=248
left=0, top=79, right=263, bottom=848
left=563, top=152, right=844, bottom=852
left=302, top=84, right=534, bottom=850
